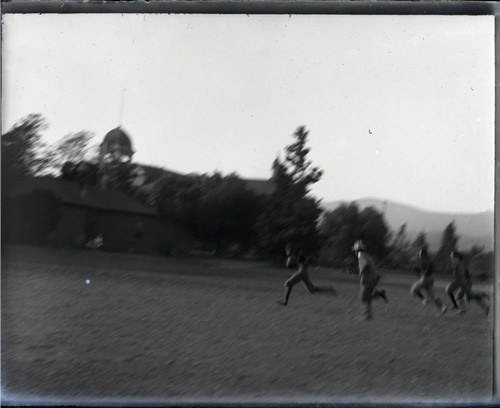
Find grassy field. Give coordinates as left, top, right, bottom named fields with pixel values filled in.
left=1, top=245, right=493, bottom=405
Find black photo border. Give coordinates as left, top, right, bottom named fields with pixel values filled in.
left=1, top=1, right=499, bottom=407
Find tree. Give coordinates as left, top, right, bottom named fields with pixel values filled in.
left=358, top=206, right=391, bottom=260
left=278, top=126, right=323, bottom=198
left=1, top=114, right=52, bottom=177
left=50, top=131, right=97, bottom=173
left=61, top=161, right=99, bottom=186
left=411, top=231, right=429, bottom=254
left=256, top=126, right=323, bottom=260
left=466, top=244, right=484, bottom=260
left=319, top=203, right=361, bottom=267
left=156, top=173, right=203, bottom=231
left=387, top=223, right=413, bottom=269
left=196, top=173, right=264, bottom=254
left=463, top=244, right=486, bottom=279
left=319, top=203, right=390, bottom=267
left=434, top=222, right=459, bottom=274
left=469, top=250, right=493, bottom=281
left=155, top=172, right=265, bottom=255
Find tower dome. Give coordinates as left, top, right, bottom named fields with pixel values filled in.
left=98, top=127, right=135, bottom=190
left=100, top=127, right=134, bottom=161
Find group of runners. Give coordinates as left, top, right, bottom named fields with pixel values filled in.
left=279, top=240, right=490, bottom=320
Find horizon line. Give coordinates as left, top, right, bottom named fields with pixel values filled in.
left=320, top=196, right=494, bottom=216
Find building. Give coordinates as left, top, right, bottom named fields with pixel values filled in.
left=2, top=125, right=274, bottom=255
left=2, top=175, right=191, bottom=254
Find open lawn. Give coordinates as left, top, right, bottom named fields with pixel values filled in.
left=1, top=246, right=493, bottom=405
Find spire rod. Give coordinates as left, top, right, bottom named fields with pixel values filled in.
left=118, top=88, right=127, bottom=126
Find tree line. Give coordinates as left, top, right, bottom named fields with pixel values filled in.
left=1, top=114, right=493, bottom=277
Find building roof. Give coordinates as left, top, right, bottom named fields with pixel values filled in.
left=3, top=176, right=157, bottom=216
left=136, top=165, right=275, bottom=196
left=138, top=164, right=182, bottom=181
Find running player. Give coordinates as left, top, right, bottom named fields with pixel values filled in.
left=352, top=240, right=387, bottom=320
left=455, top=267, right=490, bottom=309
left=410, top=247, right=447, bottom=314
left=445, top=250, right=489, bottom=316
left=278, top=251, right=319, bottom=306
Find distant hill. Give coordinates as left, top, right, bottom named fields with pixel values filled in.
left=322, top=198, right=494, bottom=252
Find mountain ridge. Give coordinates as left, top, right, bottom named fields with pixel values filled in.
left=322, top=198, right=494, bottom=252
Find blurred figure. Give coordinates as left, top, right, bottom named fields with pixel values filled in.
left=85, top=233, right=103, bottom=250
left=278, top=251, right=318, bottom=306
left=445, top=250, right=489, bottom=316
left=285, top=242, right=297, bottom=269
left=410, top=248, right=447, bottom=315
left=455, top=251, right=489, bottom=307
left=352, top=240, right=387, bottom=320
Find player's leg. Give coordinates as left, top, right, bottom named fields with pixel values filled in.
left=279, top=272, right=301, bottom=305
left=455, top=287, right=467, bottom=313
left=371, top=275, right=387, bottom=303
left=279, top=282, right=293, bottom=306
left=462, top=284, right=490, bottom=316
left=473, top=290, right=490, bottom=302
left=422, top=285, right=447, bottom=314
left=360, top=284, right=373, bottom=320
left=302, top=272, right=318, bottom=294
left=372, top=288, right=388, bottom=302
left=472, top=292, right=490, bottom=316
left=474, top=292, right=490, bottom=316
left=463, top=282, right=489, bottom=302
left=410, top=279, right=426, bottom=304
left=445, top=280, right=461, bottom=309
left=474, top=293, right=490, bottom=316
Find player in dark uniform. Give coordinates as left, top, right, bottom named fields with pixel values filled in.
left=410, top=247, right=447, bottom=314
left=352, top=240, right=387, bottom=320
left=446, top=250, right=489, bottom=316
left=278, top=251, right=319, bottom=306
left=445, top=250, right=489, bottom=315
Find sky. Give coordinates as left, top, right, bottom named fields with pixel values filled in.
left=2, top=14, right=494, bottom=213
